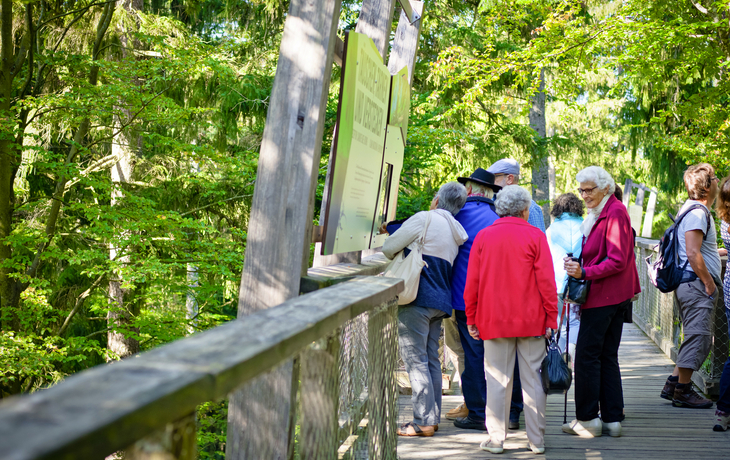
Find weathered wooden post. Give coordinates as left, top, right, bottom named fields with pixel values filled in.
left=225, top=0, right=342, bottom=458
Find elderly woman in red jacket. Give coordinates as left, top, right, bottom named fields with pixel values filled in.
left=562, top=166, right=641, bottom=439
left=464, top=185, right=557, bottom=454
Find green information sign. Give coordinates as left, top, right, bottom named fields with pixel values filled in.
left=322, top=31, right=410, bottom=255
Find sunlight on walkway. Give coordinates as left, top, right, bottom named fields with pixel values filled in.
left=397, top=324, right=730, bottom=459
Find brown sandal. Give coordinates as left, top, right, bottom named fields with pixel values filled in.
left=397, top=421, right=435, bottom=437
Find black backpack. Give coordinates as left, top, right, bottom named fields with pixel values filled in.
left=645, top=204, right=711, bottom=293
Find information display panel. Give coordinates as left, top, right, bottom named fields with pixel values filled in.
left=322, top=32, right=391, bottom=255
left=321, top=32, right=411, bottom=255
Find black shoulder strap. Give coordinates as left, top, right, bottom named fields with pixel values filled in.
left=674, top=204, right=711, bottom=241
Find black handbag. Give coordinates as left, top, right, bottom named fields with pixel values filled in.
left=563, top=276, right=591, bottom=304
left=540, top=301, right=572, bottom=395
left=540, top=336, right=572, bottom=395
left=562, top=254, right=592, bottom=305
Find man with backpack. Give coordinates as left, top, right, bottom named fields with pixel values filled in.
left=660, top=163, right=722, bottom=409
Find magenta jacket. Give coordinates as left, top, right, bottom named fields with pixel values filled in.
left=581, top=195, right=641, bottom=309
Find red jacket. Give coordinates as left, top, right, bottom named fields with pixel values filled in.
left=581, top=195, right=641, bottom=309
left=464, top=217, right=558, bottom=340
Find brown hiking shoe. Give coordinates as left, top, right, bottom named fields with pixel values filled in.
left=445, top=403, right=468, bottom=420
left=672, top=384, right=713, bottom=409
left=660, top=378, right=677, bottom=400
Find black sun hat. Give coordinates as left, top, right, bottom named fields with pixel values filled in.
left=457, top=168, right=502, bottom=192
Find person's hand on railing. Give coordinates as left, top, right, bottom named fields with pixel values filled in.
left=719, top=248, right=727, bottom=257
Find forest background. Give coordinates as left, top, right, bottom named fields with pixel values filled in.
left=0, top=0, right=728, bottom=457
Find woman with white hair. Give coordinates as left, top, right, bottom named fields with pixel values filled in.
left=464, top=185, right=557, bottom=454
left=383, top=181, right=469, bottom=437
left=562, top=166, right=641, bottom=438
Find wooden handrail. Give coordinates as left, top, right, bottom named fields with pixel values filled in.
left=0, top=276, right=402, bottom=460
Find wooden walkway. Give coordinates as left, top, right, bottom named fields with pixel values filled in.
left=397, top=323, right=730, bottom=459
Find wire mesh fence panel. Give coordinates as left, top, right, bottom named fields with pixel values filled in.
left=634, top=242, right=729, bottom=391
left=339, top=313, right=370, bottom=430
left=366, top=300, right=399, bottom=460
left=290, top=299, right=399, bottom=460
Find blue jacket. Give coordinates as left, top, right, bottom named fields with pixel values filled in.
left=451, top=197, right=499, bottom=311
left=546, top=212, right=584, bottom=293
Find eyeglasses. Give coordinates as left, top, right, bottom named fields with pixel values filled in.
left=711, top=176, right=719, bottom=182
left=577, top=186, right=599, bottom=196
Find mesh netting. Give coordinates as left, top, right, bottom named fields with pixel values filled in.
left=634, top=244, right=729, bottom=383
left=294, top=299, right=398, bottom=460
left=225, top=298, right=399, bottom=460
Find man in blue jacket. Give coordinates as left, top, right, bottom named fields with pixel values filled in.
left=450, top=168, right=501, bottom=430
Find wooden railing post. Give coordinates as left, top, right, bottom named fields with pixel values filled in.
left=225, top=0, right=342, bottom=455
left=126, top=413, right=196, bottom=460
left=367, top=299, right=398, bottom=460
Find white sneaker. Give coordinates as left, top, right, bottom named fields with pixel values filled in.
left=480, top=439, right=504, bottom=454
left=714, top=410, right=730, bottom=432
left=529, top=443, right=545, bottom=454
left=562, top=418, right=602, bottom=437
left=602, top=421, right=621, bottom=437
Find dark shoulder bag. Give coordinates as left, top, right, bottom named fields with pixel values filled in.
left=563, top=252, right=590, bottom=305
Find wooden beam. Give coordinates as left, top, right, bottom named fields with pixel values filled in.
left=334, top=36, right=345, bottom=66
left=227, top=0, right=342, bottom=457
left=302, top=253, right=391, bottom=293
left=388, top=0, right=424, bottom=83
left=355, top=0, right=397, bottom=62
left=622, top=178, right=632, bottom=208
left=641, top=191, right=657, bottom=238
left=397, top=0, right=420, bottom=24
left=0, top=277, right=402, bottom=460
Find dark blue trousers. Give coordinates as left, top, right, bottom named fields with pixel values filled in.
left=454, top=310, right=524, bottom=422
left=455, top=310, right=486, bottom=421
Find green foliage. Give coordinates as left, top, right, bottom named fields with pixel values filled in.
left=197, top=401, right=228, bottom=459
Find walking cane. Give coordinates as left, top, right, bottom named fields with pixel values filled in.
left=563, top=294, right=571, bottom=424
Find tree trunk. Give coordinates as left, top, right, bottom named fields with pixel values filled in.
left=107, top=0, right=142, bottom=359
left=0, top=0, right=21, bottom=332
left=529, top=68, right=550, bottom=227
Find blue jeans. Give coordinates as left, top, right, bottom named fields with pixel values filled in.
left=398, top=305, right=447, bottom=426
left=717, top=306, right=730, bottom=413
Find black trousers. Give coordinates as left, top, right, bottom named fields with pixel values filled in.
left=574, top=300, right=629, bottom=423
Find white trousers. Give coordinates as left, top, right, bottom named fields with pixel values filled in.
left=483, top=336, right=547, bottom=447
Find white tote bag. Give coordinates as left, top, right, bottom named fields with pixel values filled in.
left=382, top=212, right=432, bottom=305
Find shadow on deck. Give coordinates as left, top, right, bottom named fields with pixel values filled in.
left=397, top=323, right=730, bottom=459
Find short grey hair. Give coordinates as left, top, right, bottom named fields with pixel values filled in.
left=495, top=185, right=531, bottom=218
left=576, top=166, right=616, bottom=195
left=464, top=180, right=495, bottom=199
left=437, top=182, right=467, bottom=215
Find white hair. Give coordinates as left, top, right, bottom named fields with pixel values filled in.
left=437, top=182, right=468, bottom=215
left=494, top=185, right=531, bottom=218
left=464, top=180, right=495, bottom=199
left=575, top=166, right=616, bottom=194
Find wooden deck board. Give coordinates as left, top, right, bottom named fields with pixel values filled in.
left=397, top=323, right=730, bottom=459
